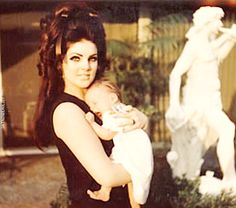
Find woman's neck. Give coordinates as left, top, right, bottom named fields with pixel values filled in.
left=64, top=85, right=85, bottom=100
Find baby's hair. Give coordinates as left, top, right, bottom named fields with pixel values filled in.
left=89, top=78, right=122, bottom=101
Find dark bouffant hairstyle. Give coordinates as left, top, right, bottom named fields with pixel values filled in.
left=33, top=2, right=107, bottom=147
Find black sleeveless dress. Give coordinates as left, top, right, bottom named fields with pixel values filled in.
left=50, top=93, right=131, bottom=208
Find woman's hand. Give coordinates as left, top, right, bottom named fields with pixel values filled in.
left=112, top=105, right=148, bottom=132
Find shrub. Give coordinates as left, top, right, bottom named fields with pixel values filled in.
left=170, top=177, right=236, bottom=208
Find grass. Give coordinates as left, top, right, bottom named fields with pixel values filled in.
left=51, top=147, right=236, bottom=208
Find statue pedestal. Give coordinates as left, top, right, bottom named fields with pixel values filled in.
left=166, top=122, right=204, bottom=179
left=199, top=171, right=236, bottom=195
left=199, top=171, right=222, bottom=195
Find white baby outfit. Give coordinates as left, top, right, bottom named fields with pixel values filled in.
left=102, top=103, right=154, bottom=204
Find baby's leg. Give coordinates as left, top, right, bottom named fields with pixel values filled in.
left=87, top=186, right=111, bottom=202
left=128, top=182, right=141, bottom=208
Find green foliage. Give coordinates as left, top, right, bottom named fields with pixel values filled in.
left=170, top=177, right=201, bottom=208
left=50, top=183, right=70, bottom=208
left=142, top=12, right=189, bottom=60
left=105, top=55, right=167, bottom=118
left=148, top=13, right=189, bottom=39
left=50, top=155, right=236, bottom=208
left=105, top=12, right=189, bottom=121
left=144, top=149, right=177, bottom=208
left=171, top=177, right=236, bottom=208
left=106, top=39, right=134, bottom=57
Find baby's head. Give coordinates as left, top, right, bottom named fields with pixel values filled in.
left=85, top=79, right=121, bottom=115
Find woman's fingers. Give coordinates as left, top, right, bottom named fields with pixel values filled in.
left=111, top=107, right=148, bottom=132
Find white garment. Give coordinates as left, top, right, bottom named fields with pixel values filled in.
left=102, top=103, right=154, bottom=204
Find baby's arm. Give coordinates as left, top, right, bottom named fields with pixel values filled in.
left=85, top=112, right=116, bottom=140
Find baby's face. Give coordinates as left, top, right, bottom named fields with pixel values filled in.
left=85, top=86, right=115, bottom=114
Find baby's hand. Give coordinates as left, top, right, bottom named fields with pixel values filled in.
left=85, top=112, right=95, bottom=124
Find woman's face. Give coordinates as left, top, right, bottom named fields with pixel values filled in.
left=62, top=39, right=98, bottom=90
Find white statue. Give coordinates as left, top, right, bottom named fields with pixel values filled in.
left=165, top=6, right=236, bottom=194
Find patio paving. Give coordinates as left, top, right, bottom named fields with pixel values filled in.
left=0, top=154, right=65, bottom=208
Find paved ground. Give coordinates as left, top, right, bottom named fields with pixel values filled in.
left=0, top=148, right=174, bottom=208
left=0, top=146, right=222, bottom=208
left=0, top=154, right=65, bottom=208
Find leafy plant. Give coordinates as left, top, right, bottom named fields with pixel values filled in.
left=170, top=177, right=236, bottom=208
left=105, top=54, right=166, bottom=117
left=105, top=13, right=190, bottom=140
left=50, top=183, right=70, bottom=208
left=50, top=152, right=236, bottom=208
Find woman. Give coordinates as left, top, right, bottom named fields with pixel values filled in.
left=33, top=2, right=148, bottom=208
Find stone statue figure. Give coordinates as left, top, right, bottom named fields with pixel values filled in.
left=165, top=6, right=236, bottom=194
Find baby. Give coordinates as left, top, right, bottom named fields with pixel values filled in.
left=85, top=79, right=154, bottom=208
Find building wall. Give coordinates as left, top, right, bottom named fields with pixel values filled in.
left=104, top=23, right=137, bottom=42
left=220, top=11, right=236, bottom=112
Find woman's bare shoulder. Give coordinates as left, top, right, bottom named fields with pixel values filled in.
left=54, top=102, right=84, bottom=115
left=52, top=102, right=90, bottom=140
left=53, top=102, right=85, bottom=125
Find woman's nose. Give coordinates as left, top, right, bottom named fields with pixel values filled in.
left=80, top=60, right=90, bottom=70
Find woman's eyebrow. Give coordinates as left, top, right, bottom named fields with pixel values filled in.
left=89, top=53, right=98, bottom=57
left=68, top=53, right=83, bottom=56
left=68, top=53, right=97, bottom=57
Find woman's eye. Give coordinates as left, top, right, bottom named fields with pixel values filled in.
left=89, top=57, right=98, bottom=62
left=70, top=56, right=80, bottom=62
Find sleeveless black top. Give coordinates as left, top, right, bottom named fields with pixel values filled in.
left=50, top=93, right=130, bottom=208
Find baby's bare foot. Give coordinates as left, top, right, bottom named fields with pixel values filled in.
left=87, top=189, right=110, bottom=202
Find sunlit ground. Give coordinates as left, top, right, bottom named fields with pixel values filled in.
left=0, top=155, right=65, bottom=208
left=0, top=146, right=222, bottom=208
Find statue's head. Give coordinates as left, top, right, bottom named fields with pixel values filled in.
left=192, top=6, right=224, bottom=27
left=186, top=6, right=224, bottom=39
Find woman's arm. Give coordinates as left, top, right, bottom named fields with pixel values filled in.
left=53, top=102, right=131, bottom=187
left=85, top=112, right=116, bottom=140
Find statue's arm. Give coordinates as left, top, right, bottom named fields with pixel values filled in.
left=166, top=42, right=195, bottom=131
left=169, top=42, right=195, bottom=107
left=213, top=24, right=236, bottom=61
